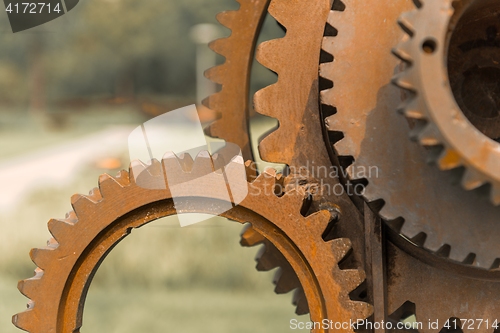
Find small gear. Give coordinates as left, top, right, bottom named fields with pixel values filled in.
left=13, top=153, right=372, bottom=332
left=392, top=0, right=500, bottom=205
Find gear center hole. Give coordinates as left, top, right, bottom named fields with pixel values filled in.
left=448, top=0, right=500, bottom=140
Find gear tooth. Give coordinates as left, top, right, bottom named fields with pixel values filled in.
left=240, top=225, right=264, bottom=247
left=262, top=167, right=278, bottom=178
left=305, top=210, right=331, bottom=235
left=46, top=237, right=58, bottom=247
left=323, top=111, right=341, bottom=133
left=12, top=310, right=36, bottom=332
left=255, top=245, right=279, bottom=271
left=64, top=210, right=77, bottom=223
left=71, top=193, right=97, bottom=215
left=273, top=267, right=300, bottom=294
left=244, top=160, right=258, bottom=182
left=87, top=187, right=103, bottom=202
left=321, top=38, right=336, bottom=63
left=461, top=168, right=486, bottom=191
left=416, top=123, right=442, bottom=146
left=341, top=269, right=366, bottom=292
left=30, top=248, right=54, bottom=270
left=204, top=64, right=226, bottom=84
left=362, top=184, right=380, bottom=202
left=438, top=148, right=463, bottom=170
left=176, top=153, right=195, bottom=172
left=319, top=62, right=335, bottom=85
left=248, top=172, right=277, bottom=196
left=130, top=159, right=164, bottom=183
left=333, top=139, right=354, bottom=157
left=349, top=300, right=374, bottom=320
left=491, top=185, right=500, bottom=206
left=48, top=218, right=74, bottom=242
left=378, top=203, right=400, bottom=221
left=207, top=37, right=229, bottom=56
left=398, top=96, right=426, bottom=119
left=114, top=169, right=130, bottom=185
left=436, top=244, right=451, bottom=258
left=99, top=173, right=126, bottom=198
left=392, top=36, right=414, bottom=62
left=161, top=151, right=184, bottom=173
left=320, top=91, right=337, bottom=116
left=326, top=9, right=343, bottom=28
left=410, top=232, right=427, bottom=247
left=215, top=9, right=238, bottom=29
left=280, top=189, right=306, bottom=209
left=255, top=40, right=283, bottom=73
left=330, top=238, right=352, bottom=262
left=129, top=159, right=150, bottom=181
left=398, top=10, right=418, bottom=36
left=203, top=92, right=222, bottom=112
left=292, top=288, right=309, bottom=315
left=17, top=271, right=43, bottom=299
left=191, top=151, right=215, bottom=174
left=392, top=70, right=415, bottom=91
left=253, top=83, right=276, bottom=114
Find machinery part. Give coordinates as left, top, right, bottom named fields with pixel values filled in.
left=386, top=239, right=500, bottom=333
left=393, top=0, right=500, bottom=205
left=320, top=0, right=500, bottom=269
left=203, top=0, right=270, bottom=161
left=254, top=0, right=331, bottom=168
left=13, top=154, right=372, bottom=333
left=240, top=225, right=308, bottom=315
left=253, top=0, right=368, bottom=272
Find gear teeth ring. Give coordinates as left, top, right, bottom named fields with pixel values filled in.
left=14, top=153, right=372, bottom=332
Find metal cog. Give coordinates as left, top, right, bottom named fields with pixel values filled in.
left=320, top=0, right=500, bottom=269
left=393, top=0, right=500, bottom=206
left=386, top=241, right=500, bottom=333
left=252, top=0, right=369, bottom=273
left=240, top=225, right=309, bottom=315
left=203, top=0, right=270, bottom=161
left=13, top=153, right=372, bottom=332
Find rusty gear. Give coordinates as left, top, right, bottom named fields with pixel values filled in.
left=393, top=0, right=500, bottom=205
left=13, top=154, right=372, bottom=333
left=320, top=0, right=500, bottom=269
left=203, top=0, right=270, bottom=162
left=12, top=0, right=500, bottom=331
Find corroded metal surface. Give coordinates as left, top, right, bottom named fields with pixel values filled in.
left=320, top=0, right=500, bottom=269
left=13, top=155, right=372, bottom=332
left=13, top=0, right=500, bottom=331
left=203, top=0, right=271, bottom=161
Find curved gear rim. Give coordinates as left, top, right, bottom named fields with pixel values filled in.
left=13, top=154, right=372, bottom=333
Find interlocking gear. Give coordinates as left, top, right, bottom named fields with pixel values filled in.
left=393, top=0, right=500, bottom=205
left=13, top=0, right=500, bottom=331
left=13, top=155, right=371, bottom=332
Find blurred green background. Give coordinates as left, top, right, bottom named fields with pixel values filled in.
left=0, top=0, right=305, bottom=332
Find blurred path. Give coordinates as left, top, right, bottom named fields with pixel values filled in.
left=0, top=126, right=133, bottom=213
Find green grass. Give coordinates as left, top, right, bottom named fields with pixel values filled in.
left=84, top=286, right=304, bottom=333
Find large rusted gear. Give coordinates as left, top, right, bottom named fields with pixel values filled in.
left=204, top=0, right=500, bottom=330
left=320, top=0, right=500, bottom=269
left=13, top=154, right=372, bottom=333
left=318, top=0, right=500, bottom=330
left=12, top=0, right=500, bottom=331
left=392, top=0, right=500, bottom=205
left=252, top=0, right=368, bottom=274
